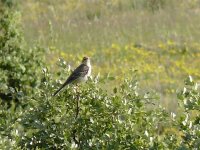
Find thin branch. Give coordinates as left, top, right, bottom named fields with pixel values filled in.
left=72, top=129, right=79, bottom=146
left=72, top=86, right=81, bottom=147
left=75, top=91, right=80, bottom=119
left=134, top=97, right=158, bottom=105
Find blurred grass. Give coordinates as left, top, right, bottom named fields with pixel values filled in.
left=18, top=0, right=200, bottom=110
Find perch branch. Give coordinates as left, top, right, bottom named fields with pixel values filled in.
left=72, top=86, right=81, bottom=147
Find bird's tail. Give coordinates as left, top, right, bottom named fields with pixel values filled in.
left=53, top=82, right=68, bottom=96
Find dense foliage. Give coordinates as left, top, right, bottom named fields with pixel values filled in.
left=0, top=10, right=45, bottom=106
left=176, top=76, right=200, bottom=149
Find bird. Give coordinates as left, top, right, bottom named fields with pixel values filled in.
left=53, top=56, right=91, bottom=96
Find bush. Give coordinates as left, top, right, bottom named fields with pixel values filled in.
left=7, top=62, right=169, bottom=149
left=0, top=10, right=45, bottom=105
left=1, top=64, right=199, bottom=149
left=177, top=76, right=200, bottom=149
left=0, top=8, right=45, bottom=149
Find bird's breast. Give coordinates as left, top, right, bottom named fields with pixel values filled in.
left=87, top=65, right=91, bottom=77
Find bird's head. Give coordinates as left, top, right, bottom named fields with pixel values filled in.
left=82, top=56, right=90, bottom=65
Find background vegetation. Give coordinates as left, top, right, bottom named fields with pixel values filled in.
left=19, top=0, right=200, bottom=109
left=0, top=0, right=199, bottom=149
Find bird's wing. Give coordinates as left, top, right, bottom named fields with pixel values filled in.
left=53, top=64, right=89, bottom=96
left=66, top=63, right=89, bottom=84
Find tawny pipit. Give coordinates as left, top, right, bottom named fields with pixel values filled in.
left=53, top=57, right=91, bottom=96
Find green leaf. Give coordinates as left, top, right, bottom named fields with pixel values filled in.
left=113, top=87, right=117, bottom=93
left=185, top=75, right=194, bottom=86
left=19, top=64, right=26, bottom=72
left=108, top=76, right=115, bottom=81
